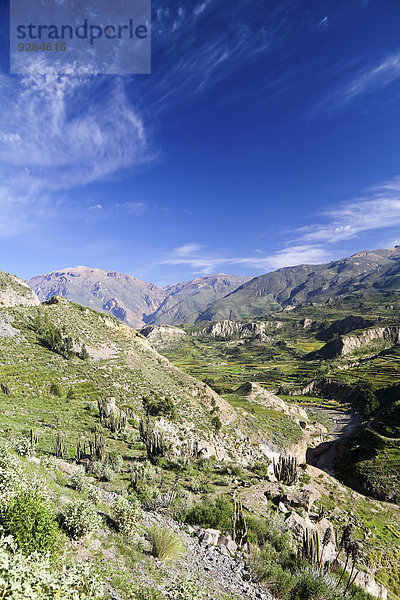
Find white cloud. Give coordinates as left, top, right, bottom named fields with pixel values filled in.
left=162, top=243, right=330, bottom=275
left=0, top=62, right=151, bottom=235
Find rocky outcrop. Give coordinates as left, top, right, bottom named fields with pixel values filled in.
left=236, top=382, right=308, bottom=424
left=317, top=315, right=377, bottom=341
left=197, top=320, right=271, bottom=341
left=140, top=325, right=186, bottom=349
left=312, top=326, right=400, bottom=359
left=0, top=272, right=40, bottom=308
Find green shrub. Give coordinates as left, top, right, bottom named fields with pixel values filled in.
left=0, top=534, right=102, bottom=599
left=251, top=543, right=296, bottom=599
left=0, top=445, right=25, bottom=500
left=184, top=496, right=233, bottom=534
left=88, top=486, right=101, bottom=505
left=0, top=490, right=60, bottom=555
left=11, top=436, right=35, bottom=457
left=150, top=526, right=185, bottom=562
left=247, top=512, right=294, bottom=556
left=112, top=496, right=142, bottom=536
left=62, top=499, right=102, bottom=539
left=252, top=462, right=270, bottom=478
left=49, top=382, right=61, bottom=396
left=211, top=415, right=222, bottom=433
left=165, top=577, right=206, bottom=600
left=143, top=395, right=176, bottom=419
left=102, top=465, right=116, bottom=482
left=70, top=468, right=89, bottom=492
left=110, top=453, right=124, bottom=473
left=172, top=488, right=194, bottom=520
left=290, top=569, right=345, bottom=600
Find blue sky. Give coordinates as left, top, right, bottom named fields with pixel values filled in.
left=2, top=0, right=400, bottom=285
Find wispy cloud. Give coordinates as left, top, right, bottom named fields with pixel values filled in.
left=0, top=62, right=151, bottom=235
left=316, top=53, right=400, bottom=112
left=297, top=178, right=400, bottom=244
left=162, top=243, right=330, bottom=274
left=162, top=176, right=400, bottom=276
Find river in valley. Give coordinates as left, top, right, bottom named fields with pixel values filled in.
left=306, top=407, right=361, bottom=475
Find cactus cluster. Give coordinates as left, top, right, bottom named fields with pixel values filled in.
left=104, top=412, right=127, bottom=434
left=301, top=528, right=320, bottom=565
left=53, top=429, right=68, bottom=458
left=232, top=497, right=248, bottom=547
left=0, top=383, right=10, bottom=396
left=139, top=418, right=169, bottom=461
left=273, top=455, right=298, bottom=485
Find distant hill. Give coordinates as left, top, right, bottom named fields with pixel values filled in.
left=196, top=247, right=400, bottom=322
left=147, top=274, right=251, bottom=325
left=29, top=267, right=249, bottom=328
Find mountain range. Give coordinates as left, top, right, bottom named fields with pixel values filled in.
left=28, top=247, right=400, bottom=327
left=29, top=267, right=250, bottom=328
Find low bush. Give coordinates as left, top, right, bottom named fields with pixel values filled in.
left=165, top=577, right=206, bottom=600
left=70, top=468, right=89, bottom=492
left=0, top=490, right=60, bottom=556
left=110, top=453, right=124, bottom=473
left=171, top=488, right=194, bottom=520
left=251, top=543, right=296, bottom=599
left=0, top=445, right=25, bottom=500
left=11, top=436, right=35, bottom=457
left=62, top=499, right=102, bottom=539
left=112, top=496, right=142, bottom=536
left=290, top=569, right=345, bottom=600
left=252, top=462, right=270, bottom=478
left=0, top=534, right=102, bottom=599
left=184, top=496, right=233, bottom=534
left=102, top=465, right=116, bottom=482
left=150, top=526, right=184, bottom=562
left=143, top=395, right=176, bottom=419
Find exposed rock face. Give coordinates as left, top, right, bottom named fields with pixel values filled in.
left=0, top=272, right=40, bottom=308
left=317, top=315, right=377, bottom=341
left=140, top=325, right=186, bottom=349
left=355, top=572, right=387, bottom=600
left=313, top=326, right=400, bottom=358
left=198, top=320, right=271, bottom=341
left=236, top=382, right=308, bottom=424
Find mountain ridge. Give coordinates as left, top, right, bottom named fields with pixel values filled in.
left=29, top=267, right=250, bottom=328
left=196, top=246, right=400, bottom=321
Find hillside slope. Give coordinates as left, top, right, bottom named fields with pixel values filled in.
left=0, top=271, right=40, bottom=307
left=197, top=247, right=400, bottom=322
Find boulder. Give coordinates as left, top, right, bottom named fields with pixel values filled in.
left=103, top=397, right=117, bottom=416
left=354, top=572, right=387, bottom=600
left=278, top=502, right=288, bottom=514
left=217, top=535, right=238, bottom=555
left=201, top=529, right=221, bottom=546
left=285, top=512, right=308, bottom=542
left=57, top=459, right=80, bottom=476
left=284, top=489, right=315, bottom=512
